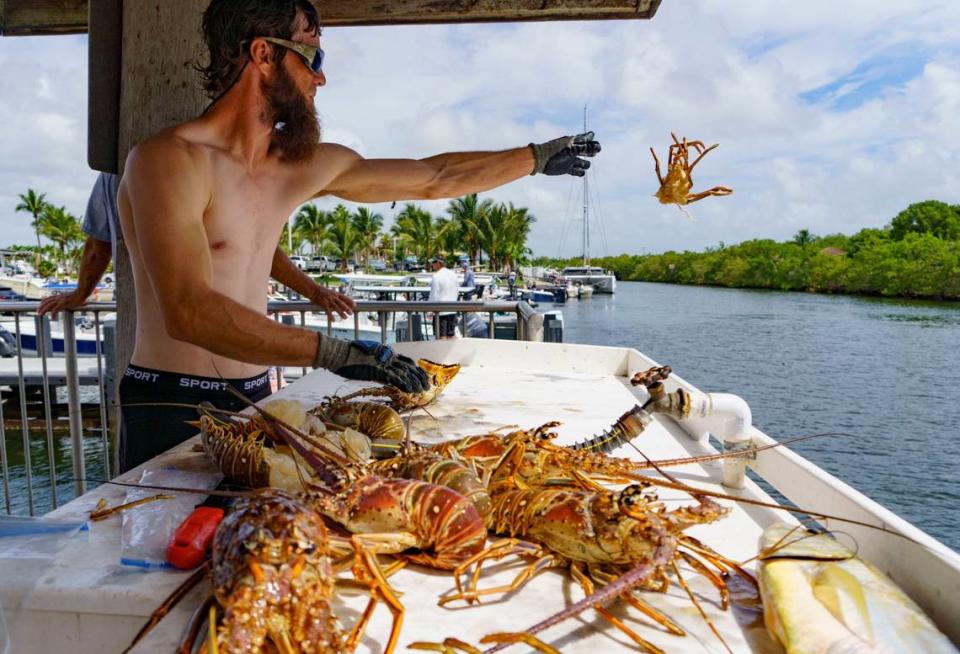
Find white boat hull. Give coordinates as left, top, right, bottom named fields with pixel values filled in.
left=3, top=340, right=957, bottom=653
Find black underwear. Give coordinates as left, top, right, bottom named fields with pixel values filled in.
left=118, top=364, right=272, bottom=473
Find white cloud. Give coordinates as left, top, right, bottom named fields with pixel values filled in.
left=1, top=2, right=959, bottom=257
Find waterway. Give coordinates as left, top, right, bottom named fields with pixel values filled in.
left=559, top=281, right=960, bottom=551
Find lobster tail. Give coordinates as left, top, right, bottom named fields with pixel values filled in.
left=571, top=405, right=651, bottom=453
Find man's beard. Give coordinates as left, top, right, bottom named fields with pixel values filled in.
left=262, top=64, right=321, bottom=162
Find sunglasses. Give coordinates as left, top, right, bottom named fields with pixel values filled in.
left=259, top=36, right=324, bottom=74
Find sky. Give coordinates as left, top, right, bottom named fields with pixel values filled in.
left=1, top=1, right=958, bottom=259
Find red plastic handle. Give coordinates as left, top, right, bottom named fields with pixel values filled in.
left=166, top=506, right=225, bottom=570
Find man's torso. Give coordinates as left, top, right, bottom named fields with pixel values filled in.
left=118, top=120, right=338, bottom=378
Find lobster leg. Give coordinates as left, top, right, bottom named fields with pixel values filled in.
left=679, top=550, right=730, bottom=609
left=409, top=638, right=483, bottom=654
left=686, top=142, right=720, bottom=171
left=570, top=563, right=667, bottom=654
left=685, top=186, right=733, bottom=204
left=125, top=563, right=210, bottom=652
left=650, top=148, right=664, bottom=185
left=346, top=541, right=405, bottom=654
left=176, top=593, right=216, bottom=654
left=479, top=633, right=562, bottom=654
left=439, top=540, right=562, bottom=606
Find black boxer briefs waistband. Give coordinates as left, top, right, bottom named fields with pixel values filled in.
left=122, top=364, right=271, bottom=395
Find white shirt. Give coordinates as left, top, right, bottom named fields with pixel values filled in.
left=429, top=266, right=459, bottom=315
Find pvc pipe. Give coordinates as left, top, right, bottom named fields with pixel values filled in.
left=652, top=390, right=753, bottom=488
left=708, top=393, right=753, bottom=489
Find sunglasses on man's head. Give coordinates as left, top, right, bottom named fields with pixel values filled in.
left=259, top=36, right=324, bottom=74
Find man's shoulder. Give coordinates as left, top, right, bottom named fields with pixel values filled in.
left=310, top=142, right=359, bottom=169
left=127, top=129, right=202, bottom=171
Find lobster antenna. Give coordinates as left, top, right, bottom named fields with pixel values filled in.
left=630, top=431, right=854, bottom=470
left=671, top=559, right=733, bottom=654
left=676, top=204, right=695, bottom=221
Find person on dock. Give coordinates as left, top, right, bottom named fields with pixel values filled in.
left=114, top=0, right=602, bottom=472
left=37, top=172, right=118, bottom=317
left=462, top=262, right=476, bottom=300
left=429, top=258, right=459, bottom=339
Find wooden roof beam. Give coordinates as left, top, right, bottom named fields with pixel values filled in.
left=1, top=0, right=88, bottom=36
left=2, top=0, right=660, bottom=36
left=318, top=0, right=662, bottom=26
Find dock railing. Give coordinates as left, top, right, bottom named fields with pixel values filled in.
left=0, top=298, right=539, bottom=516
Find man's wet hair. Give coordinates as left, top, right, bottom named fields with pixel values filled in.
left=199, top=0, right=320, bottom=98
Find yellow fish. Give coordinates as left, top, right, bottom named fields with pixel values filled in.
left=758, top=523, right=956, bottom=654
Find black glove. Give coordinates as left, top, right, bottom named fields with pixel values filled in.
left=313, top=337, right=429, bottom=393
left=529, top=131, right=601, bottom=176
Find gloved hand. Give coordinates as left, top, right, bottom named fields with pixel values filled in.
left=529, top=131, right=601, bottom=176
left=313, top=337, right=429, bottom=393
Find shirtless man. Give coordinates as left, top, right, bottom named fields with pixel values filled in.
left=116, top=0, right=601, bottom=472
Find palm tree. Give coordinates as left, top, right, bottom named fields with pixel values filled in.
left=15, top=189, right=49, bottom=269
left=499, top=204, right=536, bottom=271
left=326, top=204, right=360, bottom=271
left=474, top=202, right=535, bottom=271
left=38, top=205, right=84, bottom=275
left=435, top=217, right=460, bottom=260
left=293, top=203, right=329, bottom=255
left=792, top=229, right=816, bottom=247
left=447, top=194, right=493, bottom=266
left=350, top=206, right=384, bottom=267
left=391, top=204, right=449, bottom=262
left=476, top=203, right=505, bottom=271
left=279, top=221, right=306, bottom=255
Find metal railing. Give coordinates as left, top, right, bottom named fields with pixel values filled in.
left=1, top=298, right=539, bottom=516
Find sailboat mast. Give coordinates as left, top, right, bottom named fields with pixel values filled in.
left=582, top=105, right=589, bottom=266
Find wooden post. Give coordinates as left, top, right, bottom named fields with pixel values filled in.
left=114, top=0, right=208, bottom=426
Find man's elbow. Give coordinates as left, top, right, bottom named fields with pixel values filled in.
left=162, top=304, right=201, bottom=344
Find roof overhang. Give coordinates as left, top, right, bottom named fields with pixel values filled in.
left=1, top=0, right=661, bottom=36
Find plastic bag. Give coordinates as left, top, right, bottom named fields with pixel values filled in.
left=120, top=468, right=222, bottom=569
left=0, top=516, right=88, bottom=653
left=0, top=516, right=88, bottom=560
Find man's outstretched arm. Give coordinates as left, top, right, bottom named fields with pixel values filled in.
left=318, top=133, right=600, bottom=203
left=321, top=145, right=533, bottom=203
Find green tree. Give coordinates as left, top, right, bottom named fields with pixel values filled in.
left=350, top=206, right=383, bottom=267
left=473, top=202, right=536, bottom=271
left=847, top=227, right=888, bottom=256
left=446, top=194, right=493, bottom=265
left=15, top=189, right=49, bottom=269
left=498, top=204, right=536, bottom=271
left=391, top=204, right=448, bottom=262
left=38, top=205, right=84, bottom=275
left=293, top=203, right=329, bottom=255
left=434, top=217, right=460, bottom=261
left=327, top=205, right=360, bottom=271
left=889, top=200, right=960, bottom=241
left=279, top=221, right=306, bottom=255
left=792, top=229, right=817, bottom=247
